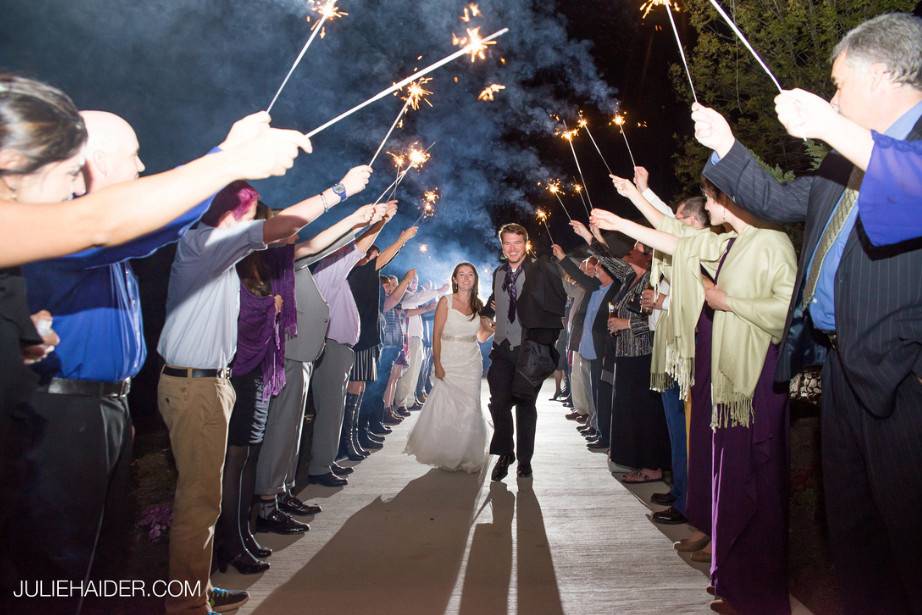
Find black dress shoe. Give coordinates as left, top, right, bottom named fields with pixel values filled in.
left=243, top=533, right=272, bottom=559
left=397, top=406, right=412, bottom=417
left=517, top=463, right=533, bottom=478
left=331, top=463, right=354, bottom=476
left=651, top=507, right=688, bottom=525
left=587, top=440, right=609, bottom=451
left=577, top=424, right=593, bottom=434
left=576, top=414, right=589, bottom=424
left=370, top=421, right=392, bottom=435
left=382, top=413, right=402, bottom=425
left=365, top=431, right=385, bottom=444
left=308, top=472, right=348, bottom=487
left=562, top=398, right=573, bottom=407
left=583, top=429, right=599, bottom=440
left=216, top=550, right=270, bottom=575
left=255, top=510, right=309, bottom=534
left=564, top=411, right=581, bottom=421
left=279, top=494, right=322, bottom=516
left=491, top=453, right=516, bottom=482
left=358, top=432, right=383, bottom=450
left=651, top=491, right=676, bottom=506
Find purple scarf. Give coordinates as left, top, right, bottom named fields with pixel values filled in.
left=232, top=245, right=296, bottom=400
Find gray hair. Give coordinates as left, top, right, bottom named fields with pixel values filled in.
left=831, top=13, right=922, bottom=89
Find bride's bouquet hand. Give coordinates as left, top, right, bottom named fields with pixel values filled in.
left=434, top=363, right=446, bottom=380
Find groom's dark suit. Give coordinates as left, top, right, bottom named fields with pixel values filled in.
left=483, top=256, right=566, bottom=466
left=703, top=113, right=922, bottom=614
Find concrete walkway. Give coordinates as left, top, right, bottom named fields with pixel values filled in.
left=216, top=380, right=811, bottom=615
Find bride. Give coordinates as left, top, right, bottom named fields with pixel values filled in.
left=404, top=262, right=494, bottom=473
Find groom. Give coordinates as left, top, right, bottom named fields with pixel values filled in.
left=484, top=223, right=566, bottom=480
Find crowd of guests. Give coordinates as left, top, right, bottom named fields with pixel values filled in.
left=0, top=10, right=920, bottom=615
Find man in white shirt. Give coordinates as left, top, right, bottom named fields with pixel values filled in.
left=393, top=279, right=448, bottom=410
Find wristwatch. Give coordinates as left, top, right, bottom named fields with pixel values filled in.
left=331, top=182, right=347, bottom=203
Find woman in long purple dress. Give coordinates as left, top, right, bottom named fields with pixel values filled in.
left=591, top=178, right=796, bottom=614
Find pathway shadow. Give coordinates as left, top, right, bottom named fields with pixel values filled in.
left=253, top=468, right=481, bottom=615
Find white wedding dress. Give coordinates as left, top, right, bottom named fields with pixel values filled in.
left=404, top=307, right=490, bottom=473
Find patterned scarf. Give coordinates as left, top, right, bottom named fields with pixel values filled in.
left=501, top=262, right=524, bottom=323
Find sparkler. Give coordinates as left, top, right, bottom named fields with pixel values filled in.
left=460, top=3, right=481, bottom=22
left=571, top=181, right=591, bottom=218
left=412, top=189, right=439, bottom=225
left=373, top=144, right=432, bottom=205
left=559, top=121, right=594, bottom=212
left=306, top=28, right=509, bottom=138
left=611, top=113, right=637, bottom=169
left=546, top=180, right=572, bottom=222
left=536, top=208, right=555, bottom=243
left=642, top=1, right=698, bottom=103
left=706, top=0, right=782, bottom=92
left=266, top=1, right=346, bottom=113
left=419, top=244, right=429, bottom=253
left=477, top=83, right=506, bottom=102
left=368, top=78, right=433, bottom=167
left=577, top=113, right=614, bottom=176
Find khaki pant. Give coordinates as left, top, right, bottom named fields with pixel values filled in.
left=158, top=373, right=235, bottom=615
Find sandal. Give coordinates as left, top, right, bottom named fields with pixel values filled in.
left=621, top=469, right=664, bottom=484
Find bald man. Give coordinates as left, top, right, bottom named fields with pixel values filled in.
left=11, top=111, right=218, bottom=614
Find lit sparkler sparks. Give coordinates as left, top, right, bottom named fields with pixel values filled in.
left=266, top=0, right=345, bottom=112
left=571, top=181, right=590, bottom=218
left=577, top=112, right=614, bottom=176
left=452, top=27, right=496, bottom=62
left=375, top=143, right=433, bottom=205
left=546, top=180, right=572, bottom=222
left=419, top=244, right=429, bottom=253
left=413, top=189, right=440, bottom=225
left=477, top=83, right=506, bottom=102
left=641, top=1, right=698, bottom=103
left=369, top=78, right=433, bottom=167
left=460, top=3, right=481, bottom=22
left=536, top=208, right=555, bottom=243
left=611, top=113, right=637, bottom=168
left=640, top=0, right=679, bottom=19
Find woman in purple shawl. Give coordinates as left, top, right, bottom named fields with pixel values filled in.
left=216, top=202, right=297, bottom=574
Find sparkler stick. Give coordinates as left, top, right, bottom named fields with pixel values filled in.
left=578, top=116, right=614, bottom=176
left=560, top=121, right=594, bottom=212
left=611, top=114, right=637, bottom=168
left=662, top=1, right=698, bottom=104
left=267, top=1, right=344, bottom=113
left=546, top=180, right=572, bottom=222
left=707, top=0, right=782, bottom=92
left=369, top=98, right=412, bottom=168
left=306, top=28, right=509, bottom=138
left=373, top=145, right=432, bottom=205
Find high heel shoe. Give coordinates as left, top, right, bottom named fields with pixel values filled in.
left=217, top=550, right=270, bottom=575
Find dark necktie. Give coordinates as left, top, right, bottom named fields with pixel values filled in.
left=802, top=168, right=862, bottom=309
left=502, top=264, right=523, bottom=323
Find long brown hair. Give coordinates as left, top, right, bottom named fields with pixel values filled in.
left=450, top=262, right=483, bottom=320
left=0, top=74, right=86, bottom=177
left=236, top=203, right=273, bottom=296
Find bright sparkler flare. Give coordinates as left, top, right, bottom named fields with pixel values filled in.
left=640, top=0, right=681, bottom=19
left=422, top=189, right=440, bottom=205
left=536, top=209, right=549, bottom=222
left=387, top=151, right=406, bottom=170
left=572, top=182, right=583, bottom=194
left=308, top=0, right=347, bottom=37
left=577, top=113, right=589, bottom=129
left=477, top=83, right=506, bottom=102
left=460, top=3, right=481, bottom=22
left=612, top=113, right=627, bottom=127
left=401, top=78, right=433, bottom=110
left=558, top=128, right=578, bottom=142
left=406, top=145, right=431, bottom=170
left=419, top=244, right=429, bottom=253
left=547, top=180, right=562, bottom=195
left=452, top=27, right=496, bottom=62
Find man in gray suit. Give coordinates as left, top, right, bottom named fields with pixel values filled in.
left=253, top=189, right=379, bottom=534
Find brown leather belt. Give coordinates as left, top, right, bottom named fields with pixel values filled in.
left=162, top=366, right=231, bottom=379
left=39, top=377, right=131, bottom=399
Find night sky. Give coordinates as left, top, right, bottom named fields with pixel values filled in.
left=1, top=0, right=690, bottom=416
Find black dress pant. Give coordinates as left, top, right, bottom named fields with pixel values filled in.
left=822, top=350, right=922, bottom=615
left=488, top=342, right=539, bottom=465
left=1, top=391, right=131, bottom=615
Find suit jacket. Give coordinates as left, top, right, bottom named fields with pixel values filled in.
left=484, top=256, right=567, bottom=344
left=703, top=117, right=922, bottom=417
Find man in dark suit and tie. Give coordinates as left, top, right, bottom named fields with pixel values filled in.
left=690, top=13, right=922, bottom=614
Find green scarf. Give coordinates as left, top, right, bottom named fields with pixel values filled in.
left=671, top=225, right=796, bottom=428
left=649, top=216, right=708, bottom=399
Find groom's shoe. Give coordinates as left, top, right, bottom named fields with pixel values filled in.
left=491, top=454, right=516, bottom=482
left=517, top=462, right=533, bottom=478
